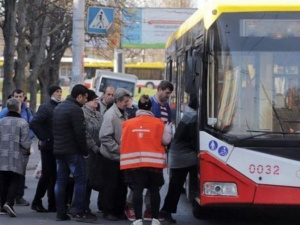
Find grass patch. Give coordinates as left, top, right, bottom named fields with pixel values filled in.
left=134, top=87, right=156, bottom=102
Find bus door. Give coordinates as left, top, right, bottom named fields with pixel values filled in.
left=170, top=51, right=183, bottom=126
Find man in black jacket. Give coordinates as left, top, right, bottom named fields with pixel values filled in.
left=159, top=95, right=199, bottom=223
left=53, top=84, right=96, bottom=223
left=30, top=85, right=62, bottom=213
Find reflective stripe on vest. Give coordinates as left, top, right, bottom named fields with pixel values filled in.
left=120, top=151, right=166, bottom=169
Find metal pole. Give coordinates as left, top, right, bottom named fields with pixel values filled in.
left=70, top=0, right=85, bottom=89
left=113, top=10, right=124, bottom=73
left=113, top=48, right=124, bottom=73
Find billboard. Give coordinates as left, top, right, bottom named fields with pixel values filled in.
left=122, top=8, right=196, bottom=49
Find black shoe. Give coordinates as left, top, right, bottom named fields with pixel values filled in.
left=96, top=208, right=103, bottom=213
left=159, top=210, right=176, bottom=224
left=3, top=203, right=17, bottom=217
left=48, top=203, right=56, bottom=212
left=103, top=213, right=119, bottom=221
left=48, top=207, right=56, bottom=213
left=181, top=187, right=186, bottom=194
left=0, top=207, right=7, bottom=215
left=116, top=212, right=127, bottom=220
left=75, top=212, right=97, bottom=222
left=56, top=213, right=71, bottom=221
left=15, top=197, right=30, bottom=206
left=31, top=201, right=48, bottom=212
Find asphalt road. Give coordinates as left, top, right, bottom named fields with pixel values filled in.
left=0, top=140, right=200, bottom=225
left=1, top=140, right=300, bottom=225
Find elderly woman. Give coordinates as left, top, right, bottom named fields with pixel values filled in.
left=0, top=98, right=32, bottom=217
left=82, top=90, right=103, bottom=216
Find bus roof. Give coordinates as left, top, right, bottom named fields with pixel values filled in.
left=165, top=0, right=300, bottom=48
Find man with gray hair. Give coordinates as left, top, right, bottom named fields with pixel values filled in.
left=98, top=86, right=115, bottom=116
left=99, top=88, right=130, bottom=221
left=0, top=98, right=31, bottom=217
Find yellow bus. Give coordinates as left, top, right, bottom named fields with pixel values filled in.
left=165, top=0, right=300, bottom=219
left=59, top=57, right=164, bottom=81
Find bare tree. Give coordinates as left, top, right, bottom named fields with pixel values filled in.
left=1, top=0, right=16, bottom=106
left=15, top=0, right=30, bottom=91
left=38, top=2, right=72, bottom=103
left=0, top=0, right=148, bottom=108
left=15, top=0, right=72, bottom=108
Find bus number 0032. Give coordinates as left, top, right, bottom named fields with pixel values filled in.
left=248, top=164, right=280, bottom=175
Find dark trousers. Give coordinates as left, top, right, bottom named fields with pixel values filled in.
left=130, top=169, right=163, bottom=220
left=101, top=157, right=127, bottom=216
left=97, top=192, right=103, bottom=211
left=84, top=185, right=92, bottom=212
left=15, top=157, right=29, bottom=200
left=55, top=154, right=86, bottom=214
left=0, top=171, right=23, bottom=207
left=15, top=175, right=25, bottom=199
left=161, top=165, right=197, bottom=213
left=33, top=150, right=57, bottom=208
left=66, top=177, right=74, bottom=207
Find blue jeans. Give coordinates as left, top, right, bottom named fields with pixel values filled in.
left=55, top=154, right=86, bottom=214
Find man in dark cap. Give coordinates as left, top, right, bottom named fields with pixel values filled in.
left=30, top=84, right=62, bottom=213
left=120, top=94, right=172, bottom=225
left=48, top=85, right=62, bottom=97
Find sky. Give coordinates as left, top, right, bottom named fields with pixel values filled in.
left=130, top=0, right=207, bottom=8
left=196, top=0, right=207, bottom=8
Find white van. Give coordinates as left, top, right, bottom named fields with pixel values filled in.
left=92, top=70, right=138, bottom=98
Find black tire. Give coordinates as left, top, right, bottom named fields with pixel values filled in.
left=185, top=172, right=198, bottom=202
left=145, top=82, right=155, bottom=89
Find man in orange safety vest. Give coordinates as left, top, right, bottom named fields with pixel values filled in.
left=120, top=94, right=172, bottom=225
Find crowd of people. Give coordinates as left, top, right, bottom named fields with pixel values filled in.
left=0, top=80, right=199, bottom=225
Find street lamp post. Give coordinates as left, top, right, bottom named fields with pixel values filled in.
left=113, top=11, right=124, bottom=73
left=70, top=0, right=85, bottom=89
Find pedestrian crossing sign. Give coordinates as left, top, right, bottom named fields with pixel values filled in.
left=87, top=7, right=114, bottom=34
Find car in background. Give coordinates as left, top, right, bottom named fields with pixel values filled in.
left=59, top=76, right=71, bottom=86
left=93, top=70, right=138, bottom=98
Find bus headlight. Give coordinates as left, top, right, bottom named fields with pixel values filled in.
left=203, top=182, right=238, bottom=196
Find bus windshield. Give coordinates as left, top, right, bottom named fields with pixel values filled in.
left=206, top=12, right=300, bottom=140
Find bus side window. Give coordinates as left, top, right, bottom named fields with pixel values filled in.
left=185, top=54, right=200, bottom=94
left=166, top=58, right=172, bottom=81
